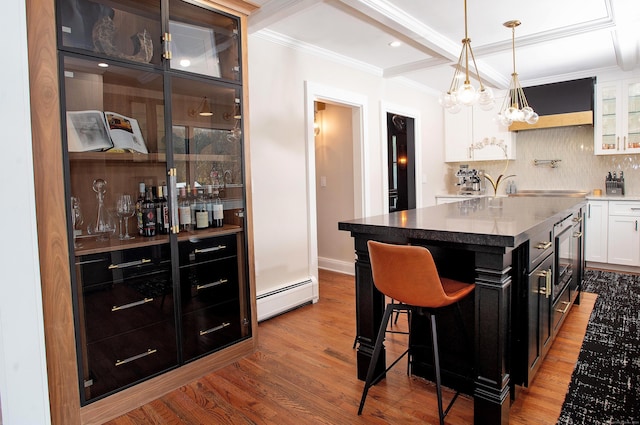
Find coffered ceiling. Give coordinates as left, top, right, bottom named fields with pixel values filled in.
left=246, top=0, right=640, bottom=93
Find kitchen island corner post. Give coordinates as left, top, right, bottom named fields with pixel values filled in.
left=472, top=249, right=514, bottom=424
left=352, top=234, right=388, bottom=380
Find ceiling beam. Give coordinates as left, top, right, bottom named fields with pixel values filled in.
left=247, top=0, right=320, bottom=34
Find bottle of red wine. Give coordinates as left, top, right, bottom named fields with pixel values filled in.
left=141, top=187, right=156, bottom=237
left=136, top=182, right=145, bottom=236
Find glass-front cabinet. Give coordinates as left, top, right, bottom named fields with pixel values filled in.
left=595, top=78, right=640, bottom=155
left=57, top=0, right=252, bottom=405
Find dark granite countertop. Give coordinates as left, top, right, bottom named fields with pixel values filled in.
left=338, top=196, right=585, bottom=248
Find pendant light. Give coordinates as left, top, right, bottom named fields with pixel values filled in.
left=439, top=0, right=494, bottom=113
left=496, top=20, right=539, bottom=126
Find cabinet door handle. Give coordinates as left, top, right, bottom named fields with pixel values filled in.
left=115, top=348, right=157, bottom=366
left=112, top=297, right=154, bottom=312
left=573, top=231, right=583, bottom=238
left=545, top=269, right=552, bottom=298
left=194, top=245, right=227, bottom=254
left=617, top=136, right=620, bottom=151
left=572, top=216, right=583, bottom=223
left=588, top=204, right=591, bottom=218
left=108, top=258, right=151, bottom=269
left=535, top=241, right=552, bottom=250
left=199, top=322, right=231, bottom=336
left=196, top=278, right=228, bottom=291
left=556, top=301, right=571, bottom=314
left=623, top=136, right=627, bottom=151
left=630, top=208, right=640, bottom=211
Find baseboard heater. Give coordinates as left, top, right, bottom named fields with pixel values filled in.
left=256, top=279, right=316, bottom=322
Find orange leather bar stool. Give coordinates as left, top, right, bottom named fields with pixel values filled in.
left=357, top=241, right=475, bottom=425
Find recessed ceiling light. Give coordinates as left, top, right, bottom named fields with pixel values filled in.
left=389, top=41, right=401, bottom=48
left=180, top=59, right=191, bottom=67
left=98, top=62, right=109, bottom=68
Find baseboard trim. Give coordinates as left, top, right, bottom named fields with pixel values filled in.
left=256, top=279, right=317, bottom=322
left=318, top=257, right=354, bottom=275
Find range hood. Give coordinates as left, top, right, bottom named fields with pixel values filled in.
left=509, top=77, right=595, bottom=131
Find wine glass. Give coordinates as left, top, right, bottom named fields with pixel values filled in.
left=70, top=196, right=84, bottom=248
left=117, top=194, right=135, bottom=240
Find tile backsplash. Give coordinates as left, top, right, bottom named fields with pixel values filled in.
left=446, top=126, right=640, bottom=196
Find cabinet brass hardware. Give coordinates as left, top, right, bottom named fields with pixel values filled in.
left=573, top=231, right=583, bottom=238
left=199, top=322, right=231, bottom=336
left=535, top=241, right=552, bottom=250
left=196, top=278, right=228, bottom=291
left=194, top=245, right=226, bottom=254
left=112, top=297, right=153, bottom=312
left=545, top=269, right=552, bottom=298
left=624, top=136, right=627, bottom=151
left=108, top=258, right=151, bottom=269
left=572, top=216, right=583, bottom=223
left=162, top=32, right=172, bottom=59
left=556, top=301, right=571, bottom=314
left=115, top=348, right=157, bottom=366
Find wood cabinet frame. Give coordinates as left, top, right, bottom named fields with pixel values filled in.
left=26, top=0, right=258, bottom=423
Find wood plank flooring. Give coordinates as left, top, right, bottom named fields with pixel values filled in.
left=105, top=270, right=596, bottom=424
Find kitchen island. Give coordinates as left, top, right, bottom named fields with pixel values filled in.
left=338, top=196, right=585, bottom=424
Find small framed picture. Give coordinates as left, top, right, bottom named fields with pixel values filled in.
left=169, top=20, right=221, bottom=78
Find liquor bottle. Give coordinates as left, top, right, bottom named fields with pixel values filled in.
left=195, top=188, right=209, bottom=229
left=213, top=193, right=224, bottom=228
left=205, top=184, right=214, bottom=227
left=141, top=187, right=156, bottom=237
left=178, top=186, right=191, bottom=232
left=136, top=182, right=145, bottom=236
left=160, top=183, right=170, bottom=234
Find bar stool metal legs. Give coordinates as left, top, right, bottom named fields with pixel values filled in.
left=358, top=305, right=461, bottom=425
left=357, top=303, right=410, bottom=415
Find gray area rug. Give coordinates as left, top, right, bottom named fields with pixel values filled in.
left=557, top=270, right=640, bottom=424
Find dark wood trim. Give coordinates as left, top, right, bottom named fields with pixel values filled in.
left=26, top=0, right=81, bottom=423
left=26, top=1, right=258, bottom=424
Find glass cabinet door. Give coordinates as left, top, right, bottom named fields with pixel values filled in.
left=58, top=0, right=163, bottom=67
left=599, top=83, right=619, bottom=151
left=625, top=81, right=640, bottom=150
left=168, top=0, right=241, bottom=81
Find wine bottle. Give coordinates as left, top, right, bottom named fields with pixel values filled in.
left=178, top=186, right=191, bottom=232
left=141, top=187, right=156, bottom=237
left=206, top=184, right=214, bottom=227
left=195, top=188, right=209, bottom=229
left=136, top=182, right=145, bottom=236
left=160, top=183, right=169, bottom=234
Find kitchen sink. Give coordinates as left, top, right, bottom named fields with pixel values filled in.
left=508, top=190, right=588, bottom=197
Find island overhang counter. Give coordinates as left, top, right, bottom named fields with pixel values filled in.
left=338, top=196, right=586, bottom=424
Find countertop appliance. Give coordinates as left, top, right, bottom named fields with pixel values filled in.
left=455, top=164, right=485, bottom=195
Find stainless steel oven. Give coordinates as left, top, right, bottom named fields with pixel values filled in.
left=553, top=212, right=581, bottom=300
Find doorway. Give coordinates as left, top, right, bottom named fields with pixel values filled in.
left=387, top=113, right=415, bottom=212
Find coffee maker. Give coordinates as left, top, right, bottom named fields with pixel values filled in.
left=456, top=164, right=485, bottom=195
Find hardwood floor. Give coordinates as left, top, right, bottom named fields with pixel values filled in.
left=105, top=270, right=596, bottom=425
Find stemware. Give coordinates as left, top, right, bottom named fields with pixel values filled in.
left=116, top=194, right=136, bottom=240
left=70, top=196, right=84, bottom=248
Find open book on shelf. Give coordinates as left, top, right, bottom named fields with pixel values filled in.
left=66, top=110, right=148, bottom=154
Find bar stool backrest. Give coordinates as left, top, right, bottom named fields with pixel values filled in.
left=367, top=240, right=462, bottom=309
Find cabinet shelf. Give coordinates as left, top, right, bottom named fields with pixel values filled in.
left=75, top=225, right=242, bottom=256
left=69, top=152, right=241, bottom=163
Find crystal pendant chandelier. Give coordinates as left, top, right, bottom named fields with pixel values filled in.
left=439, top=0, right=494, bottom=113
left=496, top=20, right=539, bottom=126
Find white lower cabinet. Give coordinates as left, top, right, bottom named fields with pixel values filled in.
left=607, top=201, right=640, bottom=266
left=585, top=200, right=609, bottom=262
left=586, top=199, right=640, bottom=267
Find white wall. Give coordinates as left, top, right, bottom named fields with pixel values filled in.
left=0, top=2, right=51, bottom=425
left=247, top=33, right=446, bottom=301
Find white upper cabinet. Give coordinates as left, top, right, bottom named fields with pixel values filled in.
left=444, top=91, right=515, bottom=163
left=595, top=78, right=640, bottom=155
